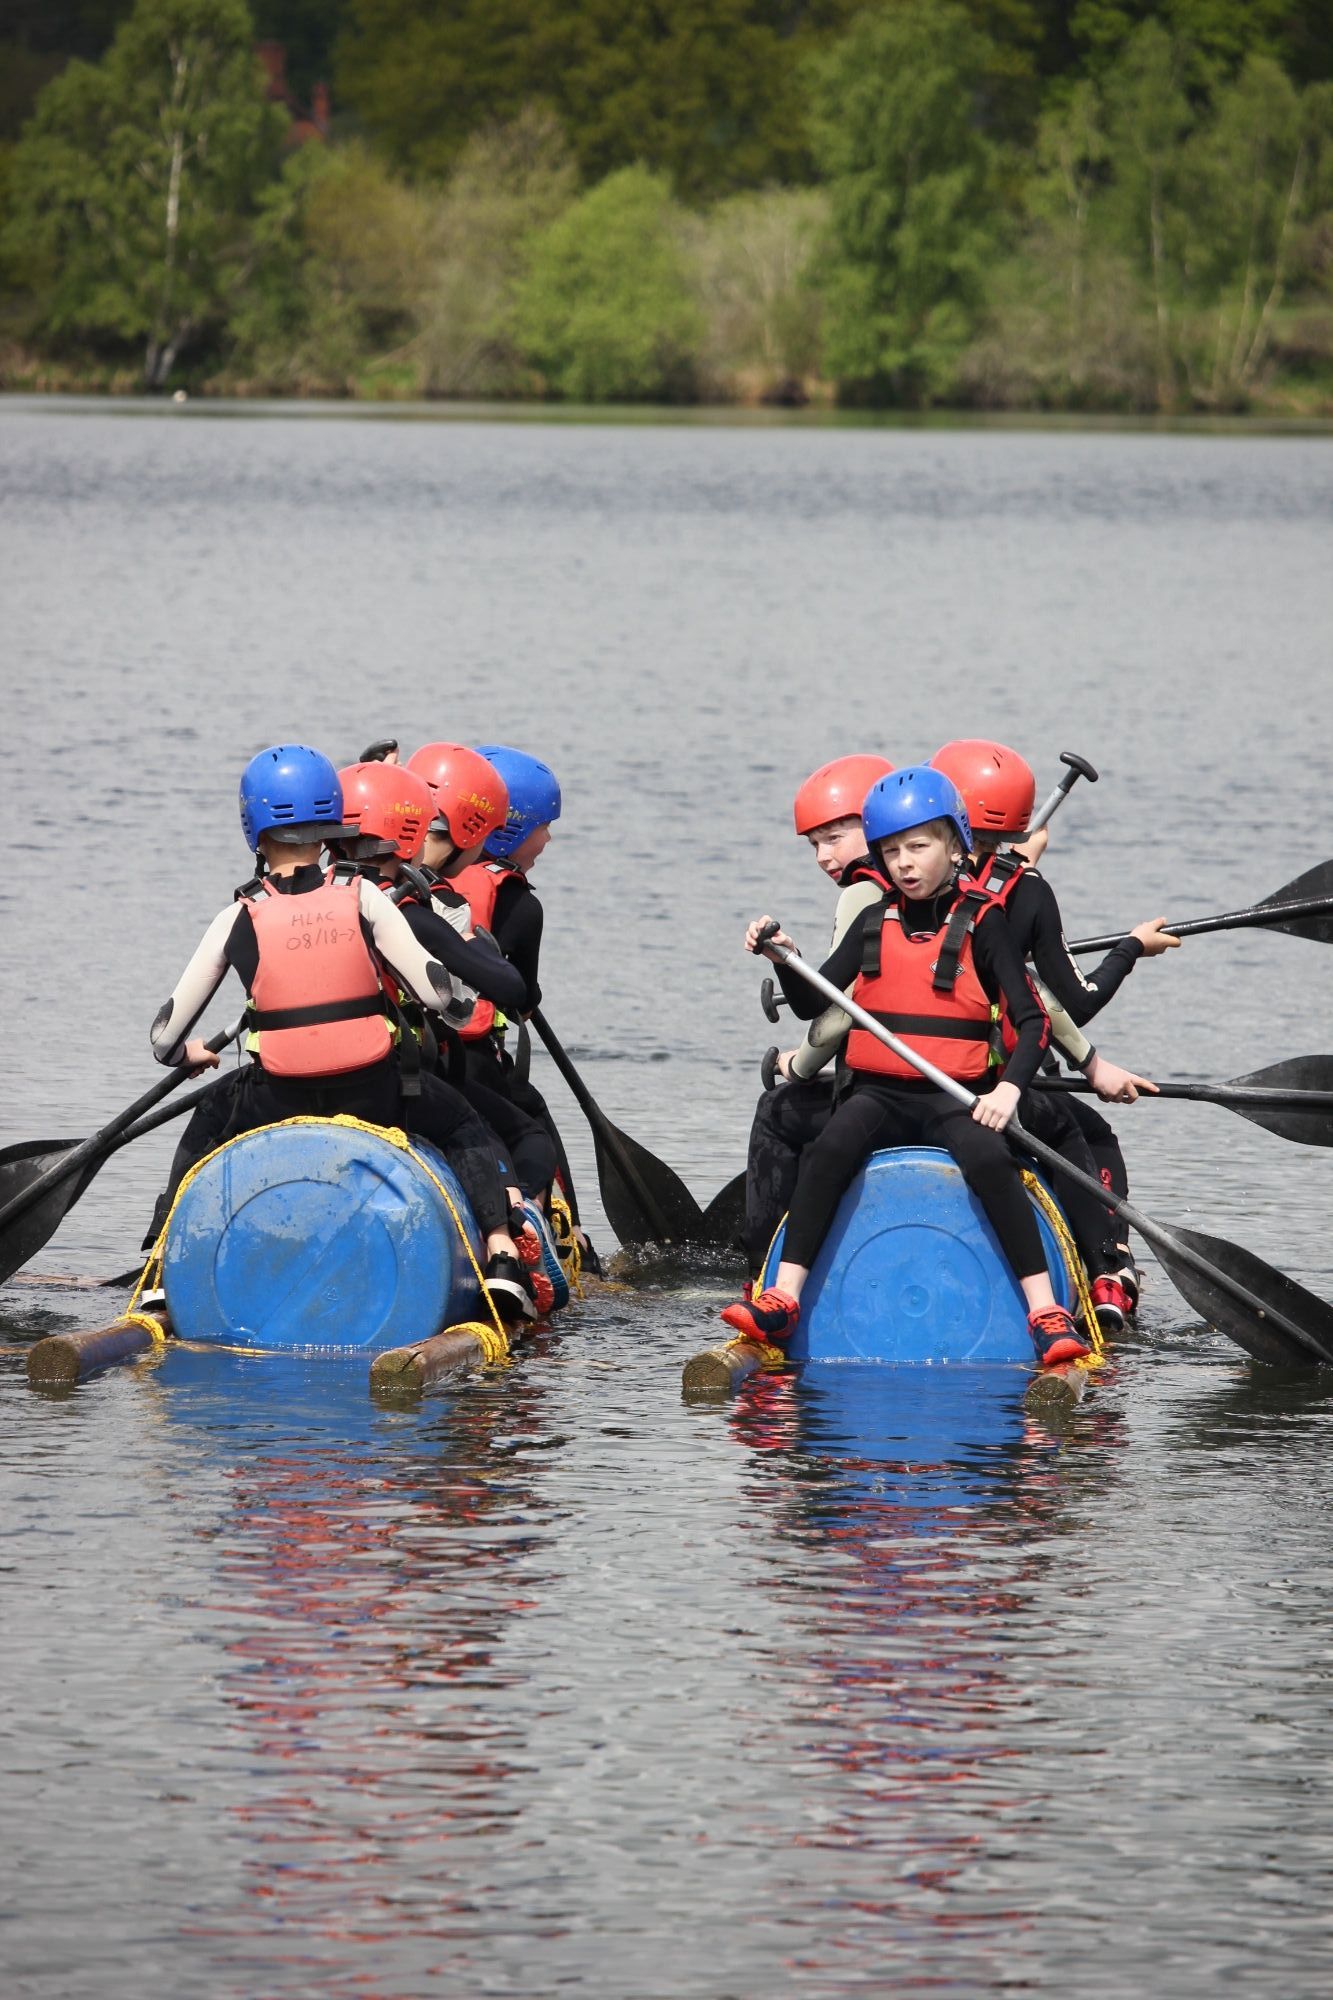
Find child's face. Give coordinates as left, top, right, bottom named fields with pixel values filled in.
left=878, top=826, right=958, bottom=900
left=805, top=816, right=864, bottom=879
left=510, top=824, right=551, bottom=873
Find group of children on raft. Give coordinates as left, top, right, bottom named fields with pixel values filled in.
left=148, top=734, right=1175, bottom=1366
left=722, top=743, right=1179, bottom=1368
left=148, top=738, right=583, bottom=1326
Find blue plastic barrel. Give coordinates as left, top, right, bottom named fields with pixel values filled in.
left=162, top=1121, right=484, bottom=1352
left=759, top=1145, right=1075, bottom=1365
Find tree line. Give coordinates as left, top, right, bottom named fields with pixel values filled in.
left=2, top=0, right=1331, bottom=409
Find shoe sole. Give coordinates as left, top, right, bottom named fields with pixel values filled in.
left=521, top=1200, right=570, bottom=1311
left=486, top=1278, right=536, bottom=1325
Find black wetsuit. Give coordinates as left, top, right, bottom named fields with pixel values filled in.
left=775, top=890, right=1051, bottom=1278
left=395, top=886, right=559, bottom=1197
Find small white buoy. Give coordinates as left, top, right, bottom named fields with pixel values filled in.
left=172, top=388, right=188, bottom=404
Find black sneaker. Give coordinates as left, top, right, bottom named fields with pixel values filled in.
left=483, top=1253, right=536, bottom=1326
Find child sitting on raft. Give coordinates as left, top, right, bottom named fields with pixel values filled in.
left=721, top=766, right=1092, bottom=1368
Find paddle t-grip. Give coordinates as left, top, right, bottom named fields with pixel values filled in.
left=761, top=1046, right=780, bottom=1091
left=760, top=976, right=785, bottom=1023
left=1025, top=749, right=1099, bottom=837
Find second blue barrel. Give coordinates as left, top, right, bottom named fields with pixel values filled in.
left=162, top=1120, right=483, bottom=1352
left=759, top=1145, right=1075, bottom=1365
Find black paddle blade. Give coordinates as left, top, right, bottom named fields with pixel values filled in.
left=1260, top=860, right=1333, bottom=943
left=698, top=1170, right=747, bottom=1252
left=0, top=1142, right=102, bottom=1287
left=1227, top=1057, right=1333, bottom=1147
left=1160, top=1222, right=1333, bottom=1370
left=591, top=1121, right=705, bottom=1248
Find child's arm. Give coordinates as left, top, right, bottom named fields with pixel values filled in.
left=149, top=905, right=239, bottom=1064
left=787, top=880, right=885, bottom=1080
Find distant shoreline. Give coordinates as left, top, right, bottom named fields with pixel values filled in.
left=5, top=392, right=1332, bottom=437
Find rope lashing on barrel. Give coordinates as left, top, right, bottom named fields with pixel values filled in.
left=130, top=1112, right=507, bottom=1346
left=548, top=1189, right=583, bottom=1296
left=1020, top=1169, right=1106, bottom=1365
left=441, top=1319, right=512, bottom=1366
left=121, top=1309, right=168, bottom=1346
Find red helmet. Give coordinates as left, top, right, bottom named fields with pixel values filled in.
left=337, top=762, right=434, bottom=860
left=793, top=755, right=895, bottom=836
left=407, top=742, right=509, bottom=850
left=931, top=740, right=1035, bottom=836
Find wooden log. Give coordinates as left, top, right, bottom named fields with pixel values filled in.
left=369, top=1321, right=505, bottom=1398
left=1023, top=1358, right=1093, bottom=1419
left=681, top=1337, right=781, bottom=1399
left=27, top=1310, right=168, bottom=1389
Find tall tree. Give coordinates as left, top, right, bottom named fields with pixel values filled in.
left=336, top=0, right=858, bottom=199
left=808, top=0, right=1001, bottom=402
left=4, top=0, right=283, bottom=386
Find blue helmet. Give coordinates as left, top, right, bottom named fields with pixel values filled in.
left=862, top=766, right=972, bottom=857
left=239, top=744, right=348, bottom=852
left=474, top=746, right=561, bottom=860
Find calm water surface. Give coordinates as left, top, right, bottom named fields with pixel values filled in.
left=2, top=404, right=1332, bottom=1997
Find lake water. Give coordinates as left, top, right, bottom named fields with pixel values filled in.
left=2, top=401, right=1332, bottom=1998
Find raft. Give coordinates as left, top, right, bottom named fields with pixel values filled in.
left=160, top=1117, right=488, bottom=1352
left=757, top=1144, right=1078, bottom=1366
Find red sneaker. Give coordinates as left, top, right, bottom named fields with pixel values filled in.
left=514, top=1222, right=542, bottom=1268
left=720, top=1287, right=799, bottom=1344
left=1029, top=1305, right=1091, bottom=1367
left=1089, top=1274, right=1133, bottom=1335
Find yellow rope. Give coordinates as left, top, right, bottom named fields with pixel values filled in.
left=446, top=1319, right=511, bottom=1365
left=121, top=1308, right=168, bottom=1346
left=548, top=1189, right=584, bottom=1296
left=1021, top=1168, right=1106, bottom=1366
left=131, top=1112, right=506, bottom=1341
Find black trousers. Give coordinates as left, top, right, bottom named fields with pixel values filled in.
left=744, top=1078, right=834, bottom=1276
left=461, top=1075, right=559, bottom=1198
left=463, top=1041, right=580, bottom=1215
left=782, top=1077, right=1047, bottom=1280
left=145, top=1058, right=508, bottom=1245
left=1016, top=1085, right=1119, bottom=1276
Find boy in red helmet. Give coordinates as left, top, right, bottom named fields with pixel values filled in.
left=931, top=738, right=1179, bottom=1329
left=741, top=755, right=893, bottom=1281
left=337, top=756, right=561, bottom=1307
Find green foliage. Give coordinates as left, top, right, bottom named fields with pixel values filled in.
left=688, top=189, right=828, bottom=398
left=414, top=108, right=577, bottom=396
left=3, top=0, right=283, bottom=386
left=808, top=0, right=1002, bottom=403
left=336, top=0, right=859, bottom=199
left=227, top=139, right=425, bottom=392
left=515, top=166, right=702, bottom=400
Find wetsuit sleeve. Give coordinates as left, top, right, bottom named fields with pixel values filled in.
left=490, top=882, right=544, bottom=1012
left=399, top=901, right=529, bottom=1014
left=972, top=909, right=1049, bottom=1093
left=789, top=880, right=885, bottom=1080
left=357, top=881, right=456, bottom=1014
left=149, top=904, right=244, bottom=1065
left=1021, top=870, right=1143, bottom=1026
left=1034, top=980, right=1096, bottom=1071
left=775, top=908, right=871, bottom=1020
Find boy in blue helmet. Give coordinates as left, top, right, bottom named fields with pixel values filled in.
left=447, top=745, right=596, bottom=1265
left=722, top=767, right=1090, bottom=1369
left=144, top=745, right=539, bottom=1324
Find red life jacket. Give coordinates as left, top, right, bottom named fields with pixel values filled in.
left=845, top=883, right=999, bottom=1082
left=244, top=872, right=392, bottom=1079
left=840, top=855, right=891, bottom=894
left=450, top=859, right=525, bottom=1042
left=973, top=851, right=1028, bottom=1054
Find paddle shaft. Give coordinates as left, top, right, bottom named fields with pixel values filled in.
left=1037, top=1075, right=1333, bottom=1113
left=1069, top=892, right=1333, bottom=955
left=529, top=1009, right=675, bottom=1241
left=763, top=941, right=1330, bottom=1360
left=0, top=1020, right=242, bottom=1236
